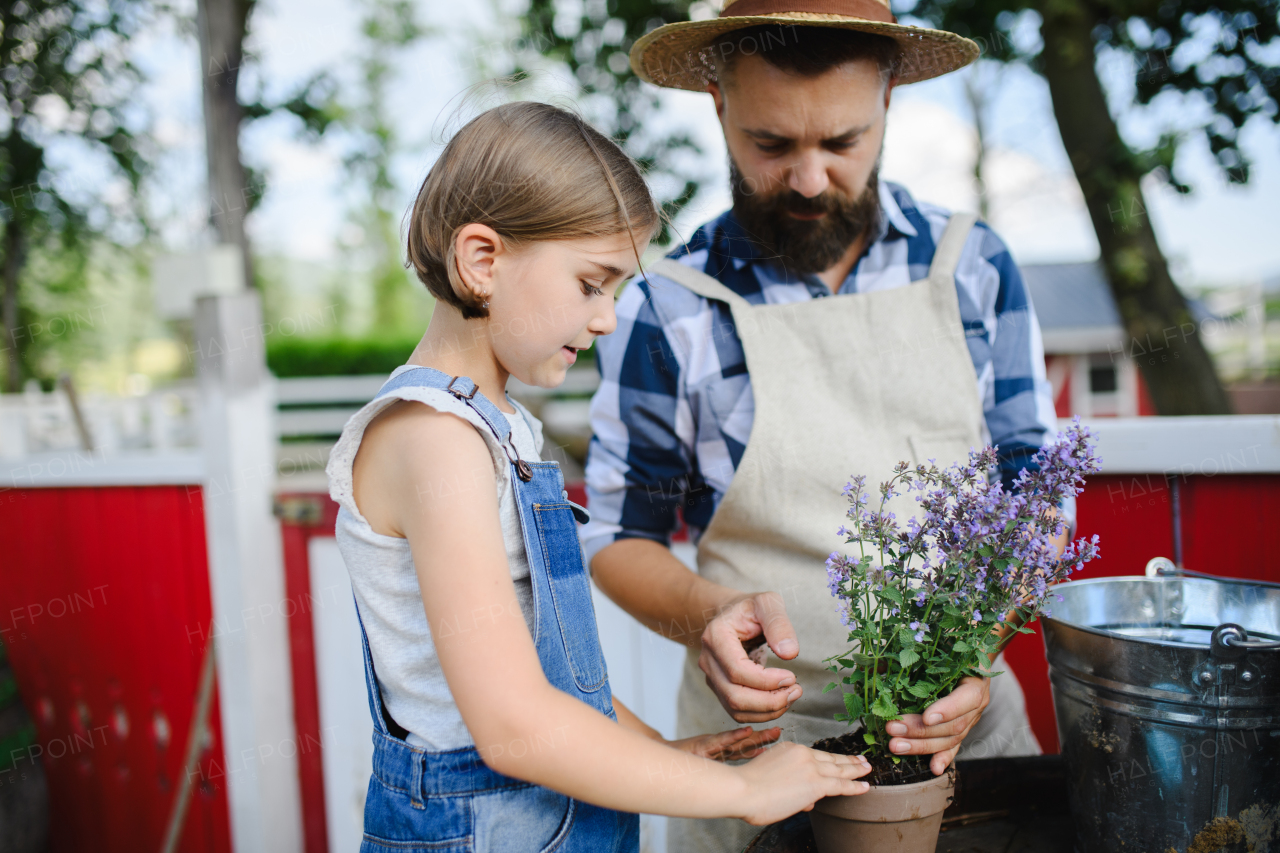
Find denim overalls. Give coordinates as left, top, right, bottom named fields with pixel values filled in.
left=354, top=367, right=639, bottom=853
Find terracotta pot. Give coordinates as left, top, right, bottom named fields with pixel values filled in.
left=809, top=765, right=956, bottom=853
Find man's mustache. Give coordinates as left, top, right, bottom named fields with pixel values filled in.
left=772, top=190, right=851, bottom=217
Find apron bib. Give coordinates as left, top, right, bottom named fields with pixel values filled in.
left=654, top=215, right=1038, bottom=853
left=354, top=368, right=639, bottom=853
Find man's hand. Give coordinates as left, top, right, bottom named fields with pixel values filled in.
left=699, top=592, right=803, bottom=723
left=883, top=676, right=991, bottom=775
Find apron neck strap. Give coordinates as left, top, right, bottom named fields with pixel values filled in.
left=650, top=258, right=753, bottom=309
left=927, top=213, right=979, bottom=287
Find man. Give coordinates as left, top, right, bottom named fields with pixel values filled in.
left=582, top=3, right=1065, bottom=850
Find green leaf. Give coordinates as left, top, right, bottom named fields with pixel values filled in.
left=843, top=692, right=865, bottom=720
left=953, top=640, right=972, bottom=653
left=899, top=648, right=920, bottom=667
left=907, top=681, right=935, bottom=699
left=823, top=682, right=837, bottom=694
left=863, top=731, right=878, bottom=746
left=870, top=695, right=899, bottom=719
left=877, top=586, right=904, bottom=604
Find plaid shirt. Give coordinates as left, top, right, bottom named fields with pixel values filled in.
left=582, top=181, right=1064, bottom=565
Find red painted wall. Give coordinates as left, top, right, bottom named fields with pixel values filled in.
left=1001, top=473, right=1280, bottom=753
left=0, top=487, right=231, bottom=853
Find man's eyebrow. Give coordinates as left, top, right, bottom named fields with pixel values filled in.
left=742, top=123, right=873, bottom=143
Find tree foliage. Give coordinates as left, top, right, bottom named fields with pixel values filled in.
left=905, top=0, right=1278, bottom=190
left=0, top=0, right=153, bottom=391
left=520, top=0, right=700, bottom=240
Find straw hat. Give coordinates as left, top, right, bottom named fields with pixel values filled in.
left=629, top=0, right=980, bottom=90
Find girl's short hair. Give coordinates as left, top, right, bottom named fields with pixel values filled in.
left=406, top=102, right=661, bottom=319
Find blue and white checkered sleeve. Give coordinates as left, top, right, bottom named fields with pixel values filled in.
left=581, top=277, right=693, bottom=566
left=969, top=228, right=1075, bottom=530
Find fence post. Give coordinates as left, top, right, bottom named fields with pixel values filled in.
left=194, top=292, right=303, bottom=853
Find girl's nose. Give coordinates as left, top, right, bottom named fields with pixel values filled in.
left=590, top=299, right=618, bottom=337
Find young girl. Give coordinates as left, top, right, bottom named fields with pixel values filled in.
left=326, top=101, right=871, bottom=852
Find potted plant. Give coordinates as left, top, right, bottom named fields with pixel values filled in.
left=809, top=421, right=1101, bottom=853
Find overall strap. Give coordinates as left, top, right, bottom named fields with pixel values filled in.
left=927, top=212, right=979, bottom=287
left=378, top=366, right=533, bottom=481
left=650, top=258, right=753, bottom=309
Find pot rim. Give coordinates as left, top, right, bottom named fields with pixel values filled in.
left=813, top=764, right=956, bottom=823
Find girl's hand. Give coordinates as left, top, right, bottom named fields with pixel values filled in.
left=734, top=742, right=872, bottom=826
left=668, top=726, right=781, bottom=761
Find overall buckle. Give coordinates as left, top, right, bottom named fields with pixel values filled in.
left=446, top=376, right=479, bottom=400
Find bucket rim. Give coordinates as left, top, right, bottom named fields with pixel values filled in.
left=1042, top=574, right=1280, bottom=650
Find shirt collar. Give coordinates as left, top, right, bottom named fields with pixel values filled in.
left=878, top=179, right=918, bottom=239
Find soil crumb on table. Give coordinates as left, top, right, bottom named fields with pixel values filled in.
left=1184, top=817, right=1243, bottom=853
left=811, top=731, right=935, bottom=786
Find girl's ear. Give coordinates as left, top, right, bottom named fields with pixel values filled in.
left=453, top=223, right=505, bottom=300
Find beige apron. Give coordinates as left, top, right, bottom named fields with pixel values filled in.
left=652, top=215, right=1039, bottom=853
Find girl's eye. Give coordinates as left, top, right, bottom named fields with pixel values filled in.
left=581, top=280, right=605, bottom=297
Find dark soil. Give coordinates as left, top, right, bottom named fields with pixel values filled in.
left=811, top=731, right=936, bottom=786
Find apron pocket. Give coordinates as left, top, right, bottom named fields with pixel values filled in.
left=532, top=503, right=610, bottom=692
left=908, top=430, right=976, bottom=468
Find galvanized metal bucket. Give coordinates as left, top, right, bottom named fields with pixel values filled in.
left=1042, top=571, right=1280, bottom=853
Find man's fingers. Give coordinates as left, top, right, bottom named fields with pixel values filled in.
left=919, top=676, right=989, bottom=726
left=930, top=745, right=961, bottom=775
left=752, top=592, right=800, bottom=660
left=701, top=627, right=797, bottom=693
left=885, top=709, right=977, bottom=741
left=888, top=732, right=969, bottom=755
left=701, top=652, right=800, bottom=720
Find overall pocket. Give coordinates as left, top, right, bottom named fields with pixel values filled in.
left=470, top=784, right=576, bottom=853
left=532, top=503, right=609, bottom=693
left=361, top=776, right=471, bottom=852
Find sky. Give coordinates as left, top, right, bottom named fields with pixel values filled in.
left=135, top=0, right=1280, bottom=289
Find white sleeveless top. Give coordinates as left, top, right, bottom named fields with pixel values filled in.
left=326, top=365, right=544, bottom=749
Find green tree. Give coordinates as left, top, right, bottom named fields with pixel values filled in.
left=0, top=0, right=152, bottom=392
left=518, top=0, right=700, bottom=240
left=342, top=0, right=427, bottom=334
left=907, top=0, right=1276, bottom=414
left=196, top=0, right=341, bottom=292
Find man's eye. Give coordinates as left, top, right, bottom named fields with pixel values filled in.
left=757, top=142, right=787, bottom=154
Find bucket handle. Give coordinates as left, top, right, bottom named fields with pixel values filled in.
left=1212, top=624, right=1280, bottom=654
left=1145, top=557, right=1280, bottom=591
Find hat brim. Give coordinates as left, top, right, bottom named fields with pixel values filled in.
left=630, top=13, right=980, bottom=90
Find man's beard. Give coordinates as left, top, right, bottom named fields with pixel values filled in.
left=729, top=158, right=882, bottom=275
